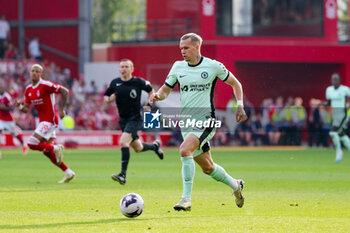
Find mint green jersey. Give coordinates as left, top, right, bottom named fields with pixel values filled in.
left=165, top=57, right=229, bottom=119
left=326, top=85, right=350, bottom=108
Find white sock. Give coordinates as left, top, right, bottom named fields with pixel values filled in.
left=53, top=145, right=60, bottom=152
left=65, top=168, right=72, bottom=175
left=230, top=178, right=239, bottom=191
left=181, top=196, right=191, bottom=202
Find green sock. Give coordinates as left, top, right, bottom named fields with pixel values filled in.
left=329, top=132, right=342, bottom=152
left=181, top=156, right=195, bottom=198
left=340, top=135, right=350, bottom=150
left=209, top=164, right=238, bottom=191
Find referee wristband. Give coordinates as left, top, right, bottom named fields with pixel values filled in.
left=237, top=100, right=244, bottom=106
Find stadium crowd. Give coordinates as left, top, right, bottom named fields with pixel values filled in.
left=0, top=60, right=338, bottom=147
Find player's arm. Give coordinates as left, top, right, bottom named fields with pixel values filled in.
left=224, top=72, right=248, bottom=123
left=149, top=85, right=172, bottom=104
left=14, top=100, right=30, bottom=113
left=58, top=86, right=69, bottom=119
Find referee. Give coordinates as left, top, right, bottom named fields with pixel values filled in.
left=104, top=59, right=164, bottom=185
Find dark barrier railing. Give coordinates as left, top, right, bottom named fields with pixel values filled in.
left=111, top=18, right=195, bottom=43
left=338, top=20, right=350, bottom=42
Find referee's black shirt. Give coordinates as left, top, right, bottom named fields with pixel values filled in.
left=104, top=77, right=152, bottom=119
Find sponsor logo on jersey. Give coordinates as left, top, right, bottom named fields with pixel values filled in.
left=180, top=84, right=210, bottom=92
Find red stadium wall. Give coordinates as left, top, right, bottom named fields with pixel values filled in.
left=0, top=0, right=79, bottom=77
left=108, top=42, right=350, bottom=108
left=108, top=0, right=350, bottom=109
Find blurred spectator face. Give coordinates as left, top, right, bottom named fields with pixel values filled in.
left=276, top=96, right=284, bottom=106
left=295, top=97, right=303, bottom=107
left=118, top=61, right=134, bottom=78
left=63, top=68, right=71, bottom=77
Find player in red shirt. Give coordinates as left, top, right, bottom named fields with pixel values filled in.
left=0, top=79, right=28, bottom=156
left=15, top=64, right=75, bottom=183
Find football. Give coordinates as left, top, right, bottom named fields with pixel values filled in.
left=119, top=193, right=144, bottom=218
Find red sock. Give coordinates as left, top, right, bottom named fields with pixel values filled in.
left=28, top=142, right=54, bottom=152
left=16, top=134, right=24, bottom=145
left=43, top=150, right=68, bottom=171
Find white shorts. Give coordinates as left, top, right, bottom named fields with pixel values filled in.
left=0, top=120, right=19, bottom=136
left=34, top=121, right=57, bottom=141
left=332, top=108, right=349, bottom=132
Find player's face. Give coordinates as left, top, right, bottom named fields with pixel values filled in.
left=30, top=67, right=42, bottom=83
left=180, top=38, right=199, bottom=63
left=119, top=61, right=134, bottom=78
left=331, top=76, right=340, bottom=87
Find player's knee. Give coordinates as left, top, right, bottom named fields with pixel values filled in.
left=133, top=146, right=142, bottom=153
left=329, top=131, right=338, bottom=137
left=120, top=141, right=130, bottom=147
left=179, top=147, right=192, bottom=157
left=28, top=136, right=40, bottom=146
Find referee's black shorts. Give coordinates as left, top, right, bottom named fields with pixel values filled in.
left=119, top=117, right=141, bottom=141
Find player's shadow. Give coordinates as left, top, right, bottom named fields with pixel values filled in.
left=0, top=218, right=150, bottom=230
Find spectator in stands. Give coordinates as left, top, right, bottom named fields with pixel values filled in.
left=12, top=47, right=21, bottom=60
left=236, top=117, right=253, bottom=146
left=252, top=113, right=267, bottom=145
left=71, top=78, right=85, bottom=103
left=308, top=98, right=321, bottom=147
left=292, top=97, right=306, bottom=145
left=272, top=96, right=285, bottom=144
left=319, top=103, right=331, bottom=147
left=85, top=80, right=98, bottom=96
left=28, top=35, right=42, bottom=61
left=63, top=68, right=73, bottom=89
left=0, top=14, right=10, bottom=59
left=60, top=114, right=75, bottom=132
left=5, top=43, right=14, bottom=59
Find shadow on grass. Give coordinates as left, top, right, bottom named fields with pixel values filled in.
left=0, top=213, right=234, bottom=230
left=0, top=218, right=149, bottom=230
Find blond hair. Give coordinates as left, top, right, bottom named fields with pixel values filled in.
left=31, top=64, right=43, bottom=72
left=180, top=33, right=203, bottom=46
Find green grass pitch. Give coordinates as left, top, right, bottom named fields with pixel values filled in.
left=0, top=147, right=349, bottom=232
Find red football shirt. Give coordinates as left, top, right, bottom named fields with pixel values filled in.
left=24, top=79, right=61, bottom=125
left=0, top=91, right=14, bottom=121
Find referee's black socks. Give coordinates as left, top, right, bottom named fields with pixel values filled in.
left=121, top=147, right=130, bottom=175
left=142, top=143, right=156, bottom=152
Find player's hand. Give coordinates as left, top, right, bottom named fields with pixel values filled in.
left=14, top=100, right=21, bottom=108
left=149, top=93, right=161, bottom=104
left=58, top=109, right=66, bottom=119
left=236, top=106, right=248, bottom=123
